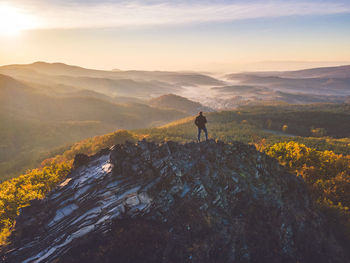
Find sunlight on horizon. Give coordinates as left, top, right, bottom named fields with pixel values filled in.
left=0, top=4, right=38, bottom=36
left=0, top=1, right=349, bottom=71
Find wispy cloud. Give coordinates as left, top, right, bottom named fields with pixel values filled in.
left=8, top=0, right=350, bottom=29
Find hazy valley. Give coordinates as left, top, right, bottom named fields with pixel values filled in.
left=1, top=62, right=350, bottom=179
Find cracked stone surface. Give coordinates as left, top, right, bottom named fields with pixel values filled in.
left=2, top=140, right=348, bottom=263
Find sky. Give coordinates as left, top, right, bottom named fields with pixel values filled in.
left=0, top=0, right=350, bottom=72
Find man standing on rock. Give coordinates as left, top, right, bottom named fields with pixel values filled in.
left=195, top=111, right=208, bottom=142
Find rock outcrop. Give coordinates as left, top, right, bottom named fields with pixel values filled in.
left=2, top=140, right=348, bottom=263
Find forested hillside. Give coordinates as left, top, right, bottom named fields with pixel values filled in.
left=138, top=103, right=350, bottom=154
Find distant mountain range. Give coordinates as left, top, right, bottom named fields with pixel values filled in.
left=226, top=65, right=350, bottom=96
left=0, top=72, right=204, bottom=180
left=2, top=62, right=350, bottom=109
left=210, top=64, right=350, bottom=108
left=0, top=74, right=186, bottom=126
left=245, top=64, right=350, bottom=78
left=1, top=61, right=350, bottom=178
left=0, top=62, right=223, bottom=99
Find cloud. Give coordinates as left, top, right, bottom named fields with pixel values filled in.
left=8, top=0, right=350, bottom=29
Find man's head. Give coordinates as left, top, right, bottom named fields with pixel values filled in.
left=199, top=111, right=203, bottom=116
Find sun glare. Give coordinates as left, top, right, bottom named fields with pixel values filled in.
left=0, top=4, right=37, bottom=36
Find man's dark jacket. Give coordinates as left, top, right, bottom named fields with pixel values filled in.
left=195, top=115, right=207, bottom=129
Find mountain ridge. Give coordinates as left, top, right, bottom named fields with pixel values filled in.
left=226, top=64, right=350, bottom=79
left=2, top=140, right=348, bottom=262
left=0, top=62, right=223, bottom=87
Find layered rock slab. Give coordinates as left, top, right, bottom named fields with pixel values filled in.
left=2, top=140, right=348, bottom=262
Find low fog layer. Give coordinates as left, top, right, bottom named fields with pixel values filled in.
left=1, top=62, right=349, bottom=111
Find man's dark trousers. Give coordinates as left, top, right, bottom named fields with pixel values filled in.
left=198, top=127, right=208, bottom=141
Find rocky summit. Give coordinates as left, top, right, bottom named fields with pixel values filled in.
left=2, top=140, right=348, bottom=263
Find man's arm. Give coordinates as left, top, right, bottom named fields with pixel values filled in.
left=204, top=117, right=207, bottom=124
